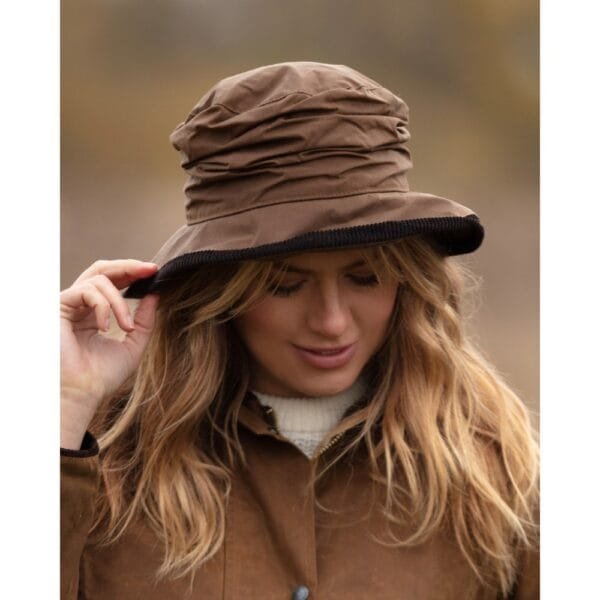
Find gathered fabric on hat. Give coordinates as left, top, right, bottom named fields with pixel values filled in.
left=170, top=62, right=413, bottom=225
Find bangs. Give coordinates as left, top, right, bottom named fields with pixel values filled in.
left=246, top=239, right=431, bottom=293
left=359, top=237, right=438, bottom=285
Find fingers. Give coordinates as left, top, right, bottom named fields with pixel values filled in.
left=60, top=281, right=113, bottom=331
left=61, top=272, right=152, bottom=333
left=132, top=293, right=159, bottom=331
left=122, top=294, right=159, bottom=358
left=73, top=259, right=158, bottom=290
left=61, top=259, right=159, bottom=331
left=91, top=274, right=136, bottom=332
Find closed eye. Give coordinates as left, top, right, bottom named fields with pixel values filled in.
left=269, top=281, right=304, bottom=297
left=348, top=274, right=380, bottom=287
left=269, top=273, right=379, bottom=297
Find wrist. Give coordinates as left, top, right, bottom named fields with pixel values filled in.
left=60, top=427, right=88, bottom=451
left=61, top=391, right=99, bottom=450
left=61, top=431, right=99, bottom=457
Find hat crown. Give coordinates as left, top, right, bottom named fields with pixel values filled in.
left=169, top=62, right=413, bottom=224
left=179, top=61, right=408, bottom=118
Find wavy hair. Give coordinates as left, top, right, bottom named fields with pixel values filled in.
left=90, top=237, right=538, bottom=597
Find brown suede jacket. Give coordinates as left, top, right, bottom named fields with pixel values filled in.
left=61, top=393, right=539, bottom=599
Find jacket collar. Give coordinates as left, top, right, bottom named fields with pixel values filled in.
left=238, top=391, right=278, bottom=437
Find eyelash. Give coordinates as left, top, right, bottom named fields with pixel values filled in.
left=269, top=274, right=380, bottom=297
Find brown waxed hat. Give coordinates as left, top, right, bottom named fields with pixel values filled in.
left=125, top=61, right=484, bottom=298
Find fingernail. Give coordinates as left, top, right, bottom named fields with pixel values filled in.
left=104, top=317, right=111, bottom=330
left=127, top=315, right=135, bottom=329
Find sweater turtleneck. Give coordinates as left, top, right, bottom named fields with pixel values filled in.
left=250, top=376, right=368, bottom=458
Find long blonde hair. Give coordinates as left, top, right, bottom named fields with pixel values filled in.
left=90, top=237, right=538, bottom=596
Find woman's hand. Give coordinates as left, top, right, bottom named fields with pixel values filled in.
left=60, top=259, right=159, bottom=450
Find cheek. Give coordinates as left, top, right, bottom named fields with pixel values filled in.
left=362, top=285, right=398, bottom=334
left=234, top=299, right=296, bottom=348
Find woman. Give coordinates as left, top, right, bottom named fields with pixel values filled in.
left=61, top=62, right=539, bottom=599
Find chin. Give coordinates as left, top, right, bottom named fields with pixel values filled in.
left=294, top=372, right=359, bottom=398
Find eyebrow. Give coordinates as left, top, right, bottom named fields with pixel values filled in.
left=273, top=259, right=368, bottom=275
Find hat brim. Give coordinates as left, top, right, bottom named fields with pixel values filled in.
left=124, top=190, right=484, bottom=298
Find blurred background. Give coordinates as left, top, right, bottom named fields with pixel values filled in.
left=61, top=0, right=538, bottom=419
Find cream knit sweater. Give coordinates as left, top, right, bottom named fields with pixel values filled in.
left=251, top=376, right=367, bottom=458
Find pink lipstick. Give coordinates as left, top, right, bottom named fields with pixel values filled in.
left=293, top=343, right=356, bottom=369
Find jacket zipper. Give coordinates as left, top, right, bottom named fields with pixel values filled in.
left=316, top=431, right=343, bottom=456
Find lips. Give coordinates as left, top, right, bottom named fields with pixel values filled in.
left=299, top=345, right=352, bottom=354
left=293, top=343, right=357, bottom=369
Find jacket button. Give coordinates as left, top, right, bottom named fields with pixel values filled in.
left=291, top=585, right=310, bottom=600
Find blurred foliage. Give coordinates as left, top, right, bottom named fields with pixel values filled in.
left=61, top=0, right=538, bottom=415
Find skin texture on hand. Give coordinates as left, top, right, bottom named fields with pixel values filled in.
left=60, top=259, right=159, bottom=449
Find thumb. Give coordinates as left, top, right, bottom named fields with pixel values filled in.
left=122, top=294, right=159, bottom=358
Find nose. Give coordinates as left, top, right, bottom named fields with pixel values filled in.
left=306, top=279, right=350, bottom=339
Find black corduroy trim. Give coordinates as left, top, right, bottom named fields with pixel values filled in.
left=60, top=431, right=99, bottom=458
left=124, top=215, right=484, bottom=298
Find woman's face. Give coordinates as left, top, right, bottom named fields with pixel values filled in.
left=233, top=249, right=398, bottom=397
